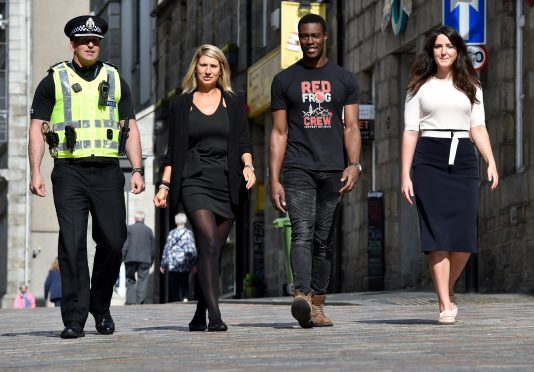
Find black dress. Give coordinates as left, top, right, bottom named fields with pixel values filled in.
left=181, top=95, right=233, bottom=218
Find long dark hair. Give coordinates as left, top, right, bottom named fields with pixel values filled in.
left=407, top=26, right=480, bottom=104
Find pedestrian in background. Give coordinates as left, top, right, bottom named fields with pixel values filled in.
left=13, top=284, right=36, bottom=309
left=160, top=213, right=197, bottom=303
left=401, top=26, right=498, bottom=325
left=28, top=15, right=144, bottom=338
left=44, top=257, right=62, bottom=307
left=269, top=14, right=361, bottom=328
left=122, top=211, right=155, bottom=305
left=154, top=44, right=255, bottom=332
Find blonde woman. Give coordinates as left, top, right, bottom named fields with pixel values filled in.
left=154, top=45, right=255, bottom=332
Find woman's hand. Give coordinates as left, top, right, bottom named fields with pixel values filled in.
left=153, top=188, right=168, bottom=208
left=243, top=166, right=256, bottom=190
left=487, top=162, right=499, bottom=191
left=401, top=175, right=415, bottom=206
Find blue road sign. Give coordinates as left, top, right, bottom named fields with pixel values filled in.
left=443, top=0, right=486, bottom=45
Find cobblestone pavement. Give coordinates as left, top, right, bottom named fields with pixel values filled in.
left=1, top=292, right=533, bottom=371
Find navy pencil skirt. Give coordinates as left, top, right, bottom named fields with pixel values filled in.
left=412, top=137, right=479, bottom=253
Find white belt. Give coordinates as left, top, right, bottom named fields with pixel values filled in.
left=421, top=130, right=471, bottom=166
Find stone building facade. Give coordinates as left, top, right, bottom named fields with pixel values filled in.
left=153, top=0, right=533, bottom=298
left=1, top=0, right=160, bottom=307
left=0, top=1, right=90, bottom=307
left=343, top=0, right=533, bottom=293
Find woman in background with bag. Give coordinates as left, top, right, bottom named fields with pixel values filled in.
left=160, top=213, right=197, bottom=303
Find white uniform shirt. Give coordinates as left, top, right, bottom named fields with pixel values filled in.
left=404, top=78, right=485, bottom=132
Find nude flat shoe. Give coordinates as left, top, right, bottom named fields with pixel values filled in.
left=438, top=309, right=456, bottom=325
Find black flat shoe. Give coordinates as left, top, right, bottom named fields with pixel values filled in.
left=207, top=321, right=228, bottom=332
left=60, top=323, right=85, bottom=339
left=188, top=322, right=207, bottom=332
left=94, top=310, right=115, bottom=335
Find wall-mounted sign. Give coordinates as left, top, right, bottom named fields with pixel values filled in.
left=382, top=0, right=412, bottom=35
left=247, top=47, right=281, bottom=119
left=280, top=1, right=327, bottom=69
left=359, top=104, right=375, bottom=141
left=467, top=45, right=488, bottom=71
left=443, top=0, right=486, bottom=45
left=391, top=0, right=410, bottom=35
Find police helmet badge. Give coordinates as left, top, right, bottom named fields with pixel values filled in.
left=86, top=17, right=96, bottom=31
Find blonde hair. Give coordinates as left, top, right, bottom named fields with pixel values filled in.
left=182, top=44, right=234, bottom=94
left=50, top=257, right=60, bottom=271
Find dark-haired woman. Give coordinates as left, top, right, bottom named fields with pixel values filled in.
left=401, top=26, right=498, bottom=325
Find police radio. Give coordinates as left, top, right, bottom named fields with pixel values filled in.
left=118, top=117, right=130, bottom=156
left=64, top=125, right=77, bottom=152
left=98, top=80, right=110, bottom=106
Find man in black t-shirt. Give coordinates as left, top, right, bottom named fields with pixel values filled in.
left=28, top=15, right=144, bottom=339
left=269, top=14, right=362, bottom=328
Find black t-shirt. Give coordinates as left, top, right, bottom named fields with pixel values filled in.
left=271, top=60, right=360, bottom=171
left=31, top=60, right=136, bottom=163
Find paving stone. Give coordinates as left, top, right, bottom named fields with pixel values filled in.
left=0, top=292, right=533, bottom=371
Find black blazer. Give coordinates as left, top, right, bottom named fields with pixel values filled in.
left=162, top=90, right=253, bottom=216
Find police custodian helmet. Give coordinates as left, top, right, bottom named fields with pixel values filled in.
left=64, top=15, right=108, bottom=40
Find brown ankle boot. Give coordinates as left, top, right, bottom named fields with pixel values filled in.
left=311, top=294, right=333, bottom=327
left=291, top=289, right=313, bottom=328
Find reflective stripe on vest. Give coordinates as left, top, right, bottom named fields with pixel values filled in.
left=50, top=62, right=121, bottom=158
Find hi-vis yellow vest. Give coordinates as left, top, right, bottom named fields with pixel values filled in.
left=50, top=62, right=121, bottom=158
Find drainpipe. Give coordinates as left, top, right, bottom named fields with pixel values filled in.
left=337, top=0, right=344, bottom=66
left=515, top=0, right=524, bottom=171
left=24, top=0, right=32, bottom=285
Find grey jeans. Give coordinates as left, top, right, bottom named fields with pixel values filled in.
left=284, top=168, right=343, bottom=295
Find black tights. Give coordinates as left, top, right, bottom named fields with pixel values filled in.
left=188, top=209, right=234, bottom=325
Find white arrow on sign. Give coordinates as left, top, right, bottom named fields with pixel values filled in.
left=451, top=0, right=479, bottom=41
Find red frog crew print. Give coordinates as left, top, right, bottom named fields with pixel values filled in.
left=301, top=80, right=333, bottom=128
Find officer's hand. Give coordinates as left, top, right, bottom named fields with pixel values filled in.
left=154, top=188, right=168, bottom=208
left=131, top=172, right=145, bottom=194
left=159, top=267, right=165, bottom=274
left=29, top=173, right=46, bottom=197
left=270, top=181, right=287, bottom=213
left=339, top=166, right=359, bottom=194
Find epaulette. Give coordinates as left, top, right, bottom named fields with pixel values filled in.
left=47, top=61, right=69, bottom=73
left=102, top=61, right=120, bottom=72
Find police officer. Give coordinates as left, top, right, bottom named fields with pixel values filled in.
left=28, top=15, right=144, bottom=339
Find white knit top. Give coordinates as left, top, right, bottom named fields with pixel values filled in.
left=404, top=78, right=485, bottom=132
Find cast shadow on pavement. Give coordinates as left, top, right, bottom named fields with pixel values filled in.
left=234, top=322, right=296, bottom=329
left=132, top=326, right=188, bottom=332
left=1, top=330, right=61, bottom=338
left=352, top=319, right=436, bottom=325
left=1, top=330, right=109, bottom=338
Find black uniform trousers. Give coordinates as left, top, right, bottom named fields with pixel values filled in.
left=51, top=161, right=126, bottom=327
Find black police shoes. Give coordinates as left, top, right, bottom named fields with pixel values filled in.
left=94, top=310, right=115, bottom=335
left=60, top=322, right=85, bottom=339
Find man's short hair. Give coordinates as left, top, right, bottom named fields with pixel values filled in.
left=134, top=211, right=145, bottom=221
left=298, top=13, right=327, bottom=33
